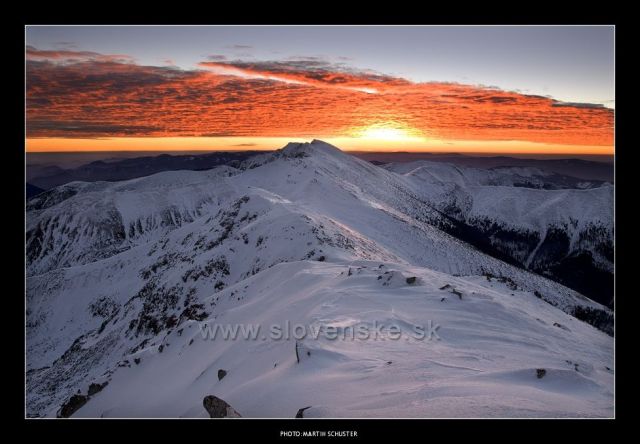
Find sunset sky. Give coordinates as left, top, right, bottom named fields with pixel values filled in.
left=25, top=26, right=614, bottom=154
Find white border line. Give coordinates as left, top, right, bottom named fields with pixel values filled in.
left=24, top=24, right=615, bottom=420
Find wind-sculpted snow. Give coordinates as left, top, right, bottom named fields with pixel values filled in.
left=26, top=140, right=613, bottom=418
left=72, top=261, right=613, bottom=418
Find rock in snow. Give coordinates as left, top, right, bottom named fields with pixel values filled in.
left=57, top=394, right=89, bottom=418
left=203, top=395, right=242, bottom=418
left=295, top=406, right=312, bottom=418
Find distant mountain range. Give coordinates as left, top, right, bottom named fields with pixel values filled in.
left=355, top=152, right=614, bottom=182
left=27, top=151, right=267, bottom=190
left=26, top=150, right=613, bottom=191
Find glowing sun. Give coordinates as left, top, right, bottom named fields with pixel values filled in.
left=355, top=124, right=425, bottom=142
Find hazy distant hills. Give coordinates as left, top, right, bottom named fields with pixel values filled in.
left=354, top=152, right=614, bottom=182
left=27, top=151, right=267, bottom=190
left=26, top=150, right=613, bottom=191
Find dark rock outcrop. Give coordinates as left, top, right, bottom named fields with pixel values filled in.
left=57, top=394, right=89, bottom=418
left=88, top=381, right=108, bottom=396
left=295, top=406, right=312, bottom=418
left=203, top=395, right=242, bottom=418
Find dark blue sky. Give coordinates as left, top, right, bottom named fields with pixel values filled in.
left=26, top=26, right=614, bottom=107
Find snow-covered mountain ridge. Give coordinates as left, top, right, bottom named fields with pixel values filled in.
left=26, top=140, right=614, bottom=418
left=384, top=160, right=613, bottom=307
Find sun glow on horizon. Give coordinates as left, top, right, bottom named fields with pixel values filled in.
left=354, top=123, right=427, bottom=144
left=25, top=136, right=614, bottom=156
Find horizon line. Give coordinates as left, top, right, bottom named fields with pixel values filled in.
left=25, top=149, right=615, bottom=160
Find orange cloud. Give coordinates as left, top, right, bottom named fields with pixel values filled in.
left=198, top=59, right=410, bottom=93
left=26, top=50, right=613, bottom=147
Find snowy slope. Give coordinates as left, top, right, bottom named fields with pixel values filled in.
left=386, top=160, right=613, bottom=233
left=26, top=167, right=238, bottom=276
left=386, top=160, right=608, bottom=190
left=26, top=140, right=614, bottom=418
left=385, top=160, right=614, bottom=306
left=73, top=260, right=614, bottom=418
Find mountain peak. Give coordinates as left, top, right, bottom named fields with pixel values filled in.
left=279, top=139, right=343, bottom=158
